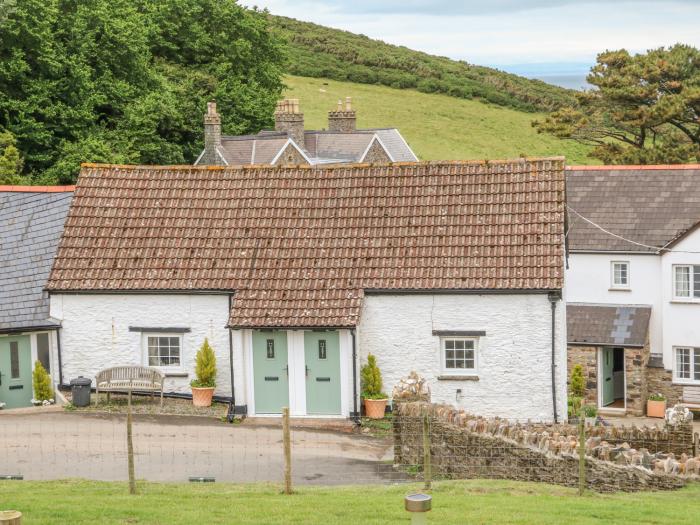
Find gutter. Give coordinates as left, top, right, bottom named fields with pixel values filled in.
left=548, top=291, right=562, bottom=423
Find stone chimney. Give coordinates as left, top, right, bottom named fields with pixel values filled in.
left=202, top=100, right=223, bottom=165
left=274, top=98, right=305, bottom=147
left=328, top=97, right=356, bottom=132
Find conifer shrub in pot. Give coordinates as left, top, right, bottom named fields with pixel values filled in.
left=191, top=339, right=217, bottom=407
left=361, top=354, right=388, bottom=419
left=32, top=361, right=54, bottom=406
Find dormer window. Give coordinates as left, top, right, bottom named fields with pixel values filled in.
left=611, top=261, right=629, bottom=289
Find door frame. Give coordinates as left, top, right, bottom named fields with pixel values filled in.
left=597, top=346, right=627, bottom=411
left=244, top=329, right=351, bottom=418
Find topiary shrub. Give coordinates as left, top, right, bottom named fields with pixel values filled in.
left=570, top=364, right=586, bottom=398
left=191, top=338, right=217, bottom=388
left=361, top=354, right=387, bottom=400
left=33, top=361, right=53, bottom=402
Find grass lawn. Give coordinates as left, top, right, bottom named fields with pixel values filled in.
left=1, top=479, right=697, bottom=524
left=284, top=75, right=595, bottom=165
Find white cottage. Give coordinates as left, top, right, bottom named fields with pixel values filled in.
left=566, top=164, right=700, bottom=415
left=46, top=159, right=567, bottom=422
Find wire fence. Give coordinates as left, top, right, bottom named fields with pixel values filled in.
left=0, top=398, right=698, bottom=493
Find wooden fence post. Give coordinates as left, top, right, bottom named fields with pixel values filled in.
left=422, top=411, right=432, bottom=491
left=578, top=409, right=586, bottom=496
left=694, top=432, right=699, bottom=457
left=283, top=407, right=292, bottom=494
left=127, top=381, right=136, bottom=495
left=0, top=511, right=22, bottom=525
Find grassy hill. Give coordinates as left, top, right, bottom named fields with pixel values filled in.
left=284, top=75, right=594, bottom=163
left=272, top=16, right=576, bottom=113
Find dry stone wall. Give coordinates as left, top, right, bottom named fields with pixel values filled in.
left=394, top=402, right=695, bottom=492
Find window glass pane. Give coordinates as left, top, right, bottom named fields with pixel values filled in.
left=445, top=340, right=454, bottom=350
left=318, top=340, right=327, bottom=360
left=675, top=266, right=690, bottom=297
left=694, top=267, right=700, bottom=298
left=10, top=342, right=20, bottom=379
left=266, top=339, right=275, bottom=359
left=694, top=349, right=700, bottom=381
left=677, top=348, right=691, bottom=379
left=454, top=340, right=465, bottom=350
left=37, top=333, right=50, bottom=373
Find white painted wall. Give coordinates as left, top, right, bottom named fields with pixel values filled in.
left=357, top=293, right=567, bottom=422
left=50, top=294, right=234, bottom=396
left=566, top=253, right=663, bottom=355
left=661, top=228, right=700, bottom=375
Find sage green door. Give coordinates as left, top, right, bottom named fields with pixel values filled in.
left=252, top=331, right=289, bottom=414
left=304, top=331, right=341, bottom=415
left=601, top=347, right=615, bottom=406
left=0, top=336, right=33, bottom=409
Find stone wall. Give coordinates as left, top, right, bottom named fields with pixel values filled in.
left=647, top=365, right=683, bottom=406
left=273, top=143, right=310, bottom=166
left=394, top=402, right=693, bottom=492
left=362, top=139, right=391, bottom=163
left=567, top=345, right=598, bottom=406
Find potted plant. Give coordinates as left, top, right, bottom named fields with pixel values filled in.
left=191, top=339, right=217, bottom=407
left=31, top=361, right=55, bottom=406
left=361, top=354, right=388, bottom=419
left=570, top=364, right=585, bottom=398
left=582, top=404, right=598, bottom=426
left=647, top=392, right=666, bottom=418
left=567, top=395, right=583, bottom=421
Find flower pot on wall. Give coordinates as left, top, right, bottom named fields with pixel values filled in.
left=192, top=387, right=215, bottom=407
left=364, top=398, right=387, bottom=419
left=647, top=399, right=666, bottom=418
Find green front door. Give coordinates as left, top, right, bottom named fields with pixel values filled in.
left=304, top=331, right=341, bottom=415
left=601, top=347, right=615, bottom=406
left=252, top=331, right=289, bottom=414
left=0, top=335, right=33, bottom=409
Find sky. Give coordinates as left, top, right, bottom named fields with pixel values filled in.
left=243, top=0, right=700, bottom=81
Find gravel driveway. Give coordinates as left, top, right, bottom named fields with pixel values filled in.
left=0, top=412, right=396, bottom=485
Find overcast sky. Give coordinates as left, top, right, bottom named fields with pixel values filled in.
left=244, top=0, right=700, bottom=70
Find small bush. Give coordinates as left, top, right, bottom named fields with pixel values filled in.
left=648, top=392, right=666, bottom=401
left=33, top=361, right=53, bottom=401
left=569, top=364, right=585, bottom=398
left=567, top=396, right=583, bottom=418
left=191, top=339, right=217, bottom=388
left=582, top=404, right=598, bottom=418
left=361, top=354, right=387, bottom=399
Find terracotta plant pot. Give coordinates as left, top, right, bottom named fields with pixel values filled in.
left=191, top=387, right=215, bottom=407
left=647, top=399, right=666, bottom=418
left=364, top=398, right=388, bottom=419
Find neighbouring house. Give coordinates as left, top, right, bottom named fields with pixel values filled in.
left=0, top=185, right=74, bottom=408
left=566, top=164, right=700, bottom=415
left=45, top=159, right=567, bottom=422
left=194, top=98, right=418, bottom=167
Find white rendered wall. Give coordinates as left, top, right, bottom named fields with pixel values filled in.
left=50, top=294, right=235, bottom=397
left=661, top=228, right=700, bottom=372
left=566, top=253, right=663, bottom=355
left=357, top=293, right=567, bottom=422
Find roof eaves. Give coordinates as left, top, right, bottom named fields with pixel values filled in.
left=0, top=185, right=75, bottom=192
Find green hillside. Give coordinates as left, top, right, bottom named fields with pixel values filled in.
left=272, top=16, right=576, bottom=113
left=284, top=76, right=594, bottom=163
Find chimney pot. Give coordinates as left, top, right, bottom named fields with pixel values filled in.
left=274, top=98, right=305, bottom=147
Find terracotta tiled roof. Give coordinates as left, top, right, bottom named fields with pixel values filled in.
left=47, top=159, right=566, bottom=327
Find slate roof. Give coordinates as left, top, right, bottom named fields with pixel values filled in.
left=0, top=187, right=74, bottom=332
left=567, top=303, right=651, bottom=347
left=566, top=165, right=700, bottom=253
left=47, top=159, right=566, bottom=328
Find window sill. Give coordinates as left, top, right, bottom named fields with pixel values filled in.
left=608, top=287, right=631, bottom=292
left=672, top=381, right=700, bottom=387
left=670, top=300, right=700, bottom=305
left=164, top=372, right=189, bottom=378
left=437, top=375, right=479, bottom=381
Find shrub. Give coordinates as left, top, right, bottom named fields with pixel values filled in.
left=582, top=404, right=598, bottom=418
left=191, top=338, right=217, bottom=388
left=33, top=361, right=53, bottom=402
left=648, top=392, right=666, bottom=402
left=569, top=364, right=585, bottom=398
left=567, top=396, right=583, bottom=418
left=361, top=354, right=387, bottom=399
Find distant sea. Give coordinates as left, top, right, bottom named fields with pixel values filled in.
left=494, top=62, right=593, bottom=91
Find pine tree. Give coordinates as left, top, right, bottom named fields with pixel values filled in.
left=33, top=361, right=53, bottom=402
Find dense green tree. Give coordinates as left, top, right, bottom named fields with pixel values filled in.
left=0, top=129, right=23, bottom=184
left=0, top=0, right=284, bottom=184
left=534, top=45, right=700, bottom=164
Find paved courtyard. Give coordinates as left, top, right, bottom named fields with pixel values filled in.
left=0, top=412, right=395, bottom=485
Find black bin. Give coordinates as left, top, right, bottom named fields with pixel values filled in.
left=70, top=376, right=92, bottom=407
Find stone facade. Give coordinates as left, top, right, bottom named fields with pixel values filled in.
left=647, top=365, right=683, bottom=406
left=200, top=101, right=223, bottom=166
left=274, top=99, right=305, bottom=147
left=328, top=111, right=357, bottom=132
left=566, top=341, right=650, bottom=416
left=273, top=143, right=310, bottom=166
left=362, top=139, right=391, bottom=163
left=394, top=402, right=694, bottom=492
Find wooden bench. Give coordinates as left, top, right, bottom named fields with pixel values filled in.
left=95, top=366, right=165, bottom=407
left=681, top=386, right=700, bottom=411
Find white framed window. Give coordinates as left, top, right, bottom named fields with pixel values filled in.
left=145, top=334, right=182, bottom=368
left=610, top=261, right=630, bottom=289
left=441, top=337, right=477, bottom=375
left=673, top=265, right=700, bottom=299
left=674, top=347, right=700, bottom=383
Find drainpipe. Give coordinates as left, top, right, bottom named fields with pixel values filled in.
left=226, top=294, right=237, bottom=423
left=351, top=328, right=360, bottom=425
left=56, top=328, right=64, bottom=388
left=548, top=292, right=561, bottom=423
